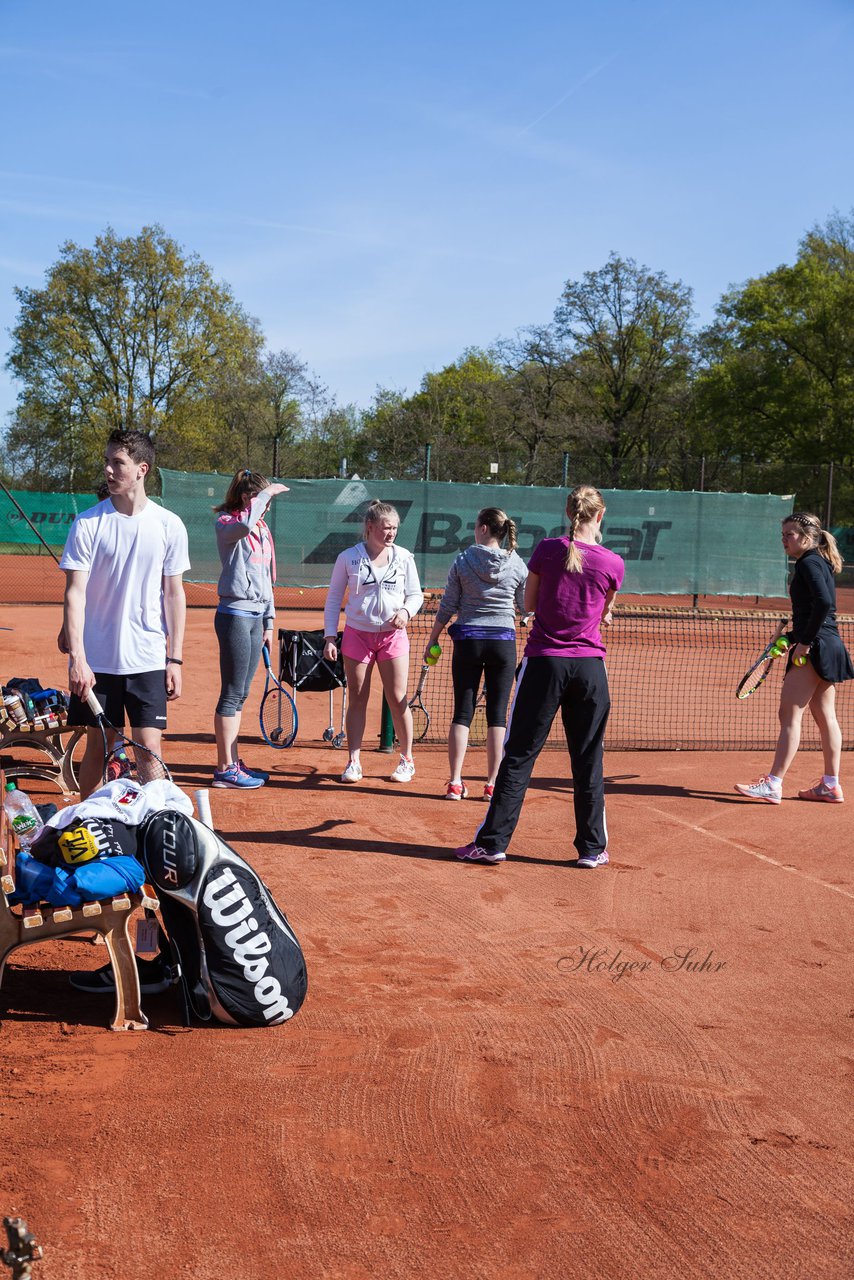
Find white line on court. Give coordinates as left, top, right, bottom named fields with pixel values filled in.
left=645, top=805, right=854, bottom=902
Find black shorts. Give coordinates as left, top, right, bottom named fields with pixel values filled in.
left=451, top=637, right=517, bottom=728
left=68, top=670, right=168, bottom=731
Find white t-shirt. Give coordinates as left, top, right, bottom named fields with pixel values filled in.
left=60, top=499, right=191, bottom=674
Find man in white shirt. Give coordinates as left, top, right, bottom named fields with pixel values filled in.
left=61, top=430, right=190, bottom=799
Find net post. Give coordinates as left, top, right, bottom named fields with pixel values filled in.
left=378, top=696, right=395, bottom=752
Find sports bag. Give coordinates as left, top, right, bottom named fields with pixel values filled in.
left=279, top=628, right=346, bottom=692
left=139, top=809, right=307, bottom=1027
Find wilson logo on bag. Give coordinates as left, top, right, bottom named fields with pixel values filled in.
left=140, top=810, right=308, bottom=1027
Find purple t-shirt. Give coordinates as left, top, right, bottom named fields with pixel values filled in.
left=524, top=537, right=625, bottom=659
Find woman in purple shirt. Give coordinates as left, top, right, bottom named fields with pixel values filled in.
left=455, top=485, right=624, bottom=868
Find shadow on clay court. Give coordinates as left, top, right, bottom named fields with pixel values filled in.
left=218, top=819, right=579, bottom=867
left=0, top=966, right=119, bottom=1030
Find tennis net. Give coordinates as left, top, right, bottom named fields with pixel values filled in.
left=405, top=604, right=854, bottom=751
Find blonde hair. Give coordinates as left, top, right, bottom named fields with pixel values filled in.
left=476, top=506, right=517, bottom=552
left=363, top=499, right=399, bottom=538
left=783, top=512, right=843, bottom=574
left=564, top=485, right=606, bottom=573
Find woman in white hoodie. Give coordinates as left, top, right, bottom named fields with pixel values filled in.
left=323, top=501, right=424, bottom=784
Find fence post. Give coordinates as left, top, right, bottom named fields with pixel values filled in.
left=692, top=457, right=706, bottom=609
left=379, top=697, right=395, bottom=752
left=562, top=452, right=570, bottom=488
left=424, top=443, right=432, bottom=483
left=826, top=460, right=834, bottom=528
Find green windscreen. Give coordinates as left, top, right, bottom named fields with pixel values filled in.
left=160, top=472, right=791, bottom=596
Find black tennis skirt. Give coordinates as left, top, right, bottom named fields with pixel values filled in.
left=787, top=628, right=854, bottom=684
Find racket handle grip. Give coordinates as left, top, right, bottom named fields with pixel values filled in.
left=194, top=789, right=213, bottom=827
left=85, top=689, right=105, bottom=718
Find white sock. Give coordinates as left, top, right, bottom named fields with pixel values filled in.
left=823, top=775, right=838, bottom=788
left=766, top=774, right=783, bottom=788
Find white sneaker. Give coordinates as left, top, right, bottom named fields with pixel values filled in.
left=390, top=755, right=415, bottom=783
left=734, top=775, right=782, bottom=804
left=341, top=760, right=363, bottom=783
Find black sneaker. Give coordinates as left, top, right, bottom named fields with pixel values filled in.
left=69, top=954, right=171, bottom=996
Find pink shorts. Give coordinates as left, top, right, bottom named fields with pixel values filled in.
left=341, top=625, right=409, bottom=665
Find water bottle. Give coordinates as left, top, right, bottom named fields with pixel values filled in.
left=425, top=643, right=442, bottom=666
left=3, top=781, right=43, bottom=850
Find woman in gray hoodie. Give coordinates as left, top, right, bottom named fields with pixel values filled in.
left=423, top=507, right=527, bottom=800
left=212, top=468, right=288, bottom=789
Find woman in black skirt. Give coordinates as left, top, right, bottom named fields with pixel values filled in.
left=735, top=512, right=853, bottom=804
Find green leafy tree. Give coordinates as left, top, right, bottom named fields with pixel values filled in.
left=362, top=350, right=510, bottom=481
left=492, top=325, right=580, bottom=485
left=5, top=224, right=263, bottom=487
left=258, top=349, right=312, bottom=477
left=554, top=253, right=696, bottom=486
left=694, top=212, right=854, bottom=514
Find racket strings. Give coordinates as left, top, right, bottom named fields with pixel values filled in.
left=261, top=686, right=296, bottom=747
left=410, top=705, right=429, bottom=742
left=106, top=740, right=171, bottom=784
left=736, top=660, right=773, bottom=699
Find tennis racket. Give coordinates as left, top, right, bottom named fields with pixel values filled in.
left=407, top=664, right=431, bottom=743
left=735, top=620, right=789, bottom=700
left=259, top=646, right=298, bottom=748
left=85, top=690, right=171, bottom=782
left=469, top=690, right=488, bottom=747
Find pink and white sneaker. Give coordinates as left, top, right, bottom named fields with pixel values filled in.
left=798, top=779, right=844, bottom=803
left=454, top=842, right=506, bottom=864
left=734, top=775, right=782, bottom=804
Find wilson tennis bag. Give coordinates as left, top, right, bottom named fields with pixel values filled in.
left=139, top=809, right=307, bottom=1027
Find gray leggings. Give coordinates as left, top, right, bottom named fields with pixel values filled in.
left=215, top=611, right=264, bottom=716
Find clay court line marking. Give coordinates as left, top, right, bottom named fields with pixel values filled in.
left=646, top=806, right=854, bottom=901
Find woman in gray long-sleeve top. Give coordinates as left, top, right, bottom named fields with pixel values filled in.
left=211, top=468, right=288, bottom=789
left=423, top=507, right=527, bottom=801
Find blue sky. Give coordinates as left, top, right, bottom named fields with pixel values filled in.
left=1, top=0, right=853, bottom=425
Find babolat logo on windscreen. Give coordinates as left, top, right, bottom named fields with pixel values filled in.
left=304, top=501, right=672, bottom=563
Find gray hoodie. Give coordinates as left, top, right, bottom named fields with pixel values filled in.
left=435, top=544, right=528, bottom=630
left=215, top=492, right=276, bottom=629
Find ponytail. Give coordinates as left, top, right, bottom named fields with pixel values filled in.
left=563, top=484, right=605, bottom=573
left=564, top=512, right=584, bottom=573
left=818, top=528, right=844, bottom=574
left=214, top=467, right=269, bottom=513
left=476, top=507, right=517, bottom=552
left=363, top=500, right=399, bottom=538
left=783, top=512, right=844, bottom=574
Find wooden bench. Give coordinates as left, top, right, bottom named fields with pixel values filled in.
left=0, top=701, right=84, bottom=798
left=0, top=767, right=159, bottom=1031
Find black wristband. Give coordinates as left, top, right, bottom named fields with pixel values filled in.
left=166, top=657, right=183, bottom=665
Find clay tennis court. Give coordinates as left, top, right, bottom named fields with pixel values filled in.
left=1, top=603, right=852, bottom=1279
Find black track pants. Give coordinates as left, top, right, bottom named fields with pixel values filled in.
left=474, top=655, right=611, bottom=858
